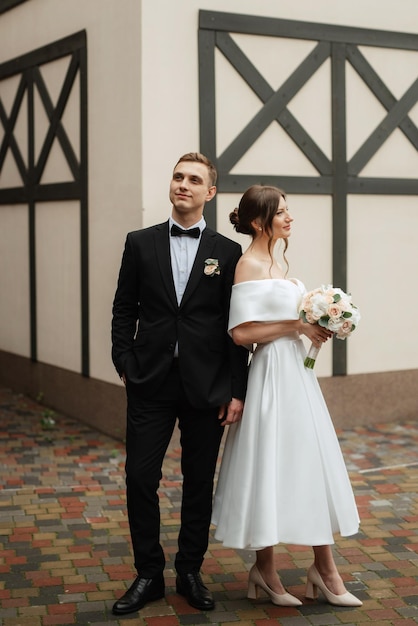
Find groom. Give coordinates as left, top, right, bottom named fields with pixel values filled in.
left=111, top=152, right=248, bottom=615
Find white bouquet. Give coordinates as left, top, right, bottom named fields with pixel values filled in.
left=299, top=285, right=361, bottom=369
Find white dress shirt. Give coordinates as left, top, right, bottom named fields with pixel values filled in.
left=169, top=216, right=206, bottom=357
left=169, top=216, right=206, bottom=305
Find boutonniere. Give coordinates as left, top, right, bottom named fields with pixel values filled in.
left=204, top=258, right=221, bottom=277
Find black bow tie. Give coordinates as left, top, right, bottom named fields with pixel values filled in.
left=170, top=224, right=201, bottom=239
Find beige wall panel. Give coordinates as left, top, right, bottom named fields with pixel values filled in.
left=34, top=57, right=79, bottom=184
left=348, top=195, right=418, bottom=373
left=0, top=206, right=30, bottom=356
left=230, top=34, right=318, bottom=92
left=0, top=147, right=24, bottom=188
left=360, top=45, right=418, bottom=99
left=345, top=48, right=418, bottom=177
left=216, top=46, right=329, bottom=176
left=346, top=63, right=388, bottom=162
left=34, top=56, right=79, bottom=182
left=0, top=75, right=28, bottom=185
left=214, top=38, right=331, bottom=171
left=230, top=123, right=319, bottom=177
left=0, top=77, right=26, bottom=189
left=0, top=0, right=142, bottom=383
left=346, top=48, right=418, bottom=168
left=36, top=201, right=81, bottom=372
left=287, top=59, right=332, bottom=161
left=361, top=130, right=418, bottom=178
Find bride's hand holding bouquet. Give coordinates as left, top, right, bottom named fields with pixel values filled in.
left=299, top=285, right=361, bottom=369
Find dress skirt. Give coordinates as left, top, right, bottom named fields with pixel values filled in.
left=211, top=279, right=360, bottom=550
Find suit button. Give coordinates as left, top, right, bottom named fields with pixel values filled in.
left=169, top=343, right=175, bottom=352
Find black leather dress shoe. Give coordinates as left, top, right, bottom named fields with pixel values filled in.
left=112, top=575, right=165, bottom=615
left=176, top=571, right=215, bottom=611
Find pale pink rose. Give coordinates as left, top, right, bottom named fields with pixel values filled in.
left=305, top=311, right=317, bottom=324
left=328, top=303, right=344, bottom=319
left=204, top=258, right=220, bottom=277
left=204, top=264, right=217, bottom=276
left=336, top=319, right=354, bottom=338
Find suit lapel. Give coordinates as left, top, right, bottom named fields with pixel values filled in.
left=154, top=221, right=178, bottom=310
left=180, top=228, right=217, bottom=308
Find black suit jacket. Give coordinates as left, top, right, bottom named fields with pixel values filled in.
left=111, top=220, right=248, bottom=408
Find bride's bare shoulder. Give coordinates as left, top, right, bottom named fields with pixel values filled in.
left=234, top=255, right=265, bottom=283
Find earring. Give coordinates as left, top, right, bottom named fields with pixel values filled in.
left=258, top=227, right=262, bottom=231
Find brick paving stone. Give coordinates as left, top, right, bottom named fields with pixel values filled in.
left=309, top=614, right=342, bottom=625
left=2, top=387, right=418, bottom=624
left=273, top=617, right=312, bottom=625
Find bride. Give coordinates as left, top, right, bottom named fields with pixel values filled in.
left=211, top=185, right=362, bottom=608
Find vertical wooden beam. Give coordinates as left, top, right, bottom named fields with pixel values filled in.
left=26, top=68, right=37, bottom=362
left=331, top=42, right=348, bottom=375
left=198, top=26, right=217, bottom=229
left=78, top=41, right=89, bottom=377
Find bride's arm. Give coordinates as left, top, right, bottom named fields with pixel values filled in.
left=232, top=319, right=301, bottom=346
left=231, top=258, right=332, bottom=346
left=232, top=319, right=330, bottom=347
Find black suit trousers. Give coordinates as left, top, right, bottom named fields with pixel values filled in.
left=125, top=360, right=224, bottom=577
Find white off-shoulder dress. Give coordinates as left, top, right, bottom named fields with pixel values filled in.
left=211, top=279, right=360, bottom=550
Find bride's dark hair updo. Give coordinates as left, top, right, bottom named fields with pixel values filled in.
left=229, top=185, right=287, bottom=237
left=229, top=206, right=244, bottom=231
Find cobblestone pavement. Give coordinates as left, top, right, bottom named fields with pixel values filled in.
left=1, top=386, right=418, bottom=625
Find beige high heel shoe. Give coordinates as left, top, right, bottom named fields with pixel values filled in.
left=247, top=564, right=302, bottom=607
left=305, top=564, right=362, bottom=607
